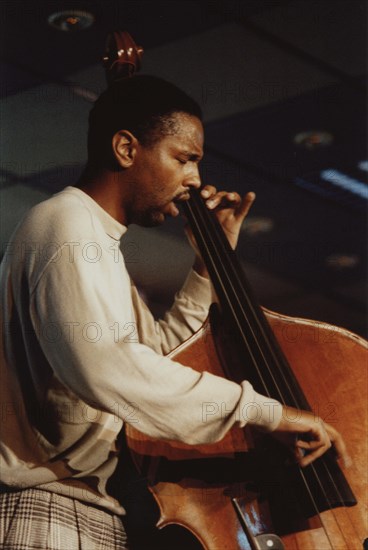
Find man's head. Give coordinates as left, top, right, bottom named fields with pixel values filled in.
left=84, top=75, right=204, bottom=227
left=87, top=75, right=202, bottom=171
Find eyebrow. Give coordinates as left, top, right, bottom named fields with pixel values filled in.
left=181, top=150, right=203, bottom=161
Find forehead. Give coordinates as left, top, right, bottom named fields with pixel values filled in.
left=161, top=113, right=204, bottom=154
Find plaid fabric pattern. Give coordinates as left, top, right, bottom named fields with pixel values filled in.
left=0, top=488, right=128, bottom=549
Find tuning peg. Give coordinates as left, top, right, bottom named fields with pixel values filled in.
left=103, top=30, right=144, bottom=84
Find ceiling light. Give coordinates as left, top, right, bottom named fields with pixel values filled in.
left=47, top=10, right=95, bottom=32
left=293, top=131, right=333, bottom=150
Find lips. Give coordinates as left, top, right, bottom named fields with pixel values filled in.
left=175, top=193, right=190, bottom=203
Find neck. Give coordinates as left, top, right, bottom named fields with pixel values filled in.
left=76, top=165, right=129, bottom=225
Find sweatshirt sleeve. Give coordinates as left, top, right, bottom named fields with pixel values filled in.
left=31, top=241, right=282, bottom=445
left=130, top=268, right=213, bottom=355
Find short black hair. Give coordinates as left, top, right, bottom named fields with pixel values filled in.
left=87, top=75, right=202, bottom=170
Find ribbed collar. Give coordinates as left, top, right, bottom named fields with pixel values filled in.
left=62, top=186, right=127, bottom=241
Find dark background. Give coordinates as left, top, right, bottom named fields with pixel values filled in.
left=0, top=0, right=367, bottom=337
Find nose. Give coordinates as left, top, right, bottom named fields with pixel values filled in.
left=185, top=165, right=201, bottom=189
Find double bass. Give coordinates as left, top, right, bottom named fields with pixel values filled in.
left=105, top=31, right=368, bottom=549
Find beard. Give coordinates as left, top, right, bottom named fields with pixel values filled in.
left=130, top=207, right=166, bottom=227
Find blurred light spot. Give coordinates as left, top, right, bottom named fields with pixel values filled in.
left=358, top=160, right=368, bottom=172
left=242, top=217, right=274, bottom=235
left=325, top=254, right=360, bottom=270
left=294, top=131, right=333, bottom=150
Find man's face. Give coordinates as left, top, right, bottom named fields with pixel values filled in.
left=127, top=113, right=204, bottom=226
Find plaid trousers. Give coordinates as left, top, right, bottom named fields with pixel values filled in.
left=0, top=488, right=128, bottom=549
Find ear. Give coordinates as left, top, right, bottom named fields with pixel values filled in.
left=112, top=130, right=138, bottom=168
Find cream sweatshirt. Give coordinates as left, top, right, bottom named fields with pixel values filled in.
left=0, top=186, right=282, bottom=514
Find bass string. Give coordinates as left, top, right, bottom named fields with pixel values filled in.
left=185, top=196, right=280, bottom=394
left=185, top=191, right=354, bottom=545
left=188, top=191, right=305, bottom=405
left=191, top=190, right=304, bottom=404
left=191, top=190, right=357, bottom=498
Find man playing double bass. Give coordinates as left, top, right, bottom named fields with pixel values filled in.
left=0, top=75, right=348, bottom=549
